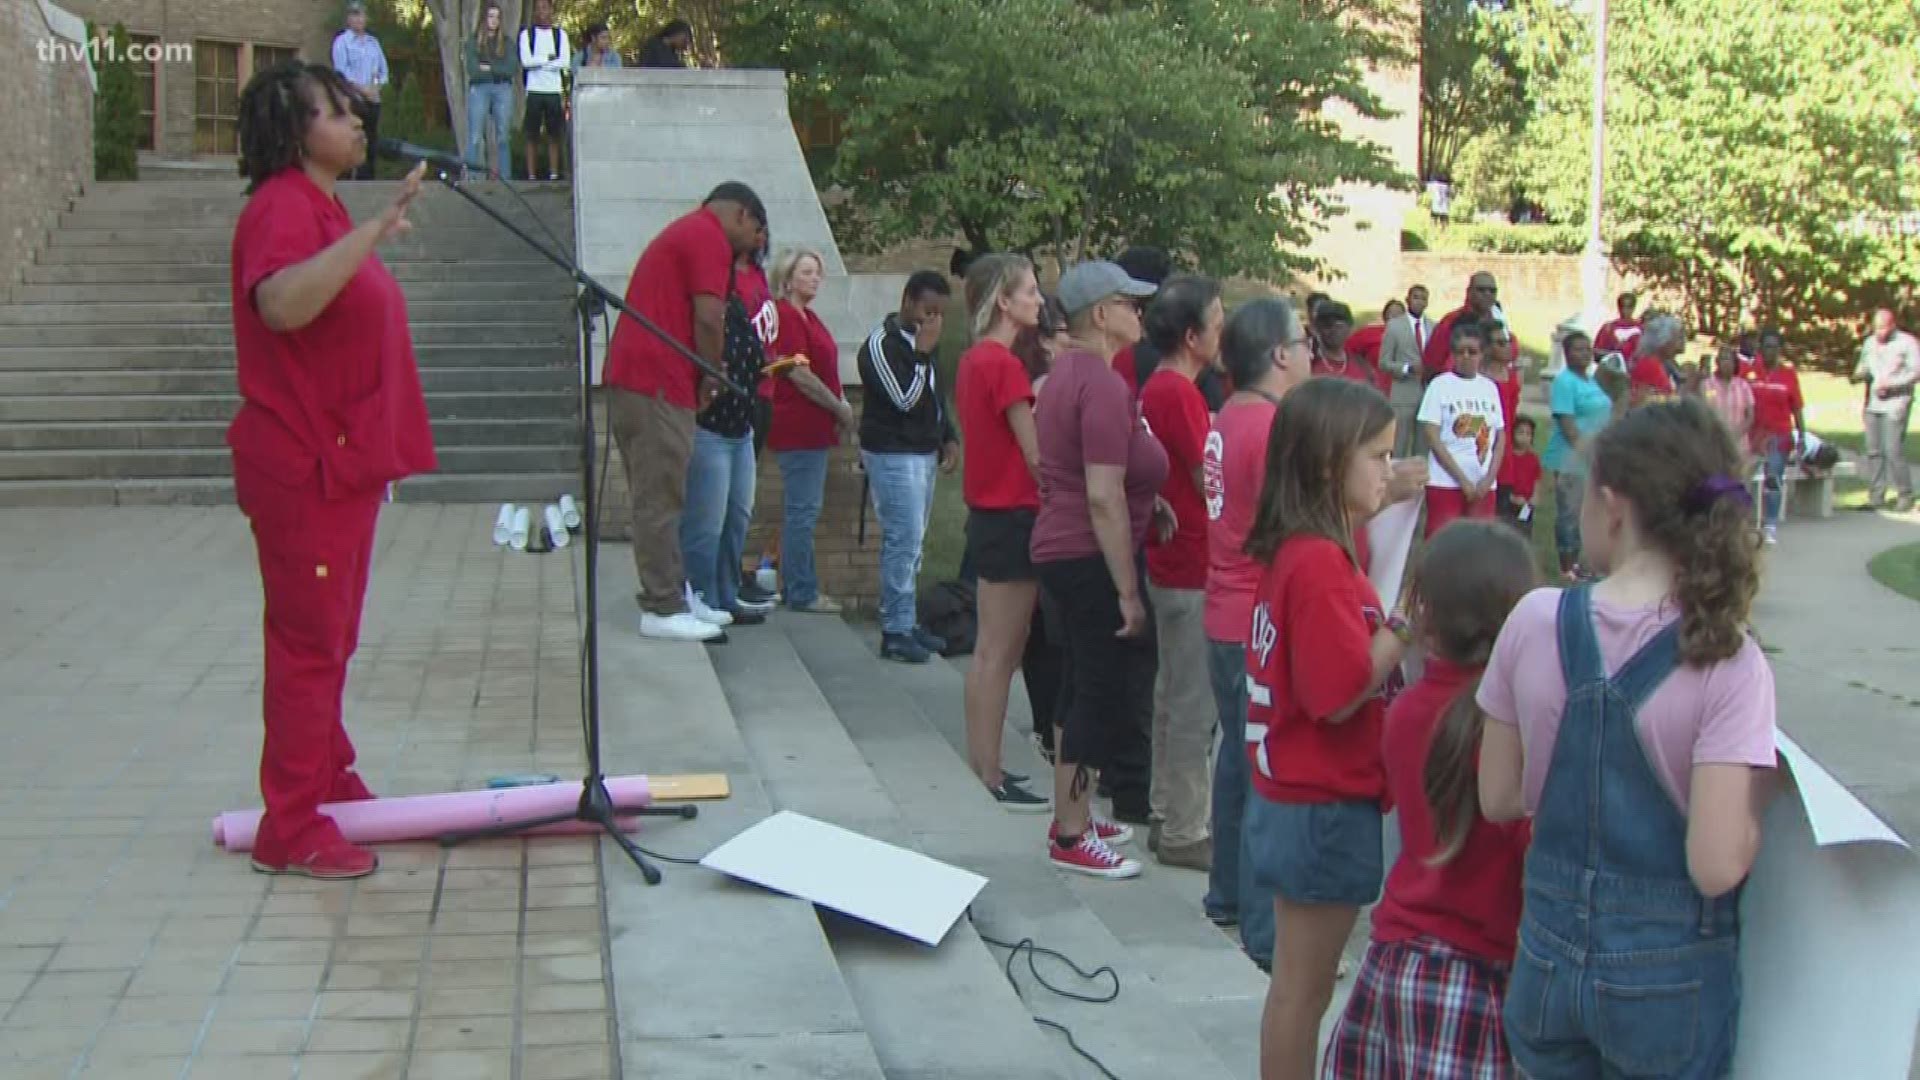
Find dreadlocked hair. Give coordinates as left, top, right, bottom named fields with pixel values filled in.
left=237, top=61, right=358, bottom=194
left=1410, top=520, right=1538, bottom=866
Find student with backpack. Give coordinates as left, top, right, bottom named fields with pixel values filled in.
left=1477, top=397, right=1780, bottom=1079
left=1321, top=519, right=1536, bottom=1078
left=517, top=0, right=571, bottom=181
left=1243, top=377, right=1407, bottom=1080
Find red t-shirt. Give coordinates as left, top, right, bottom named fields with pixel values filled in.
left=1313, top=355, right=1393, bottom=395
left=1370, top=658, right=1531, bottom=964
left=1594, top=317, right=1642, bottom=358
left=1491, top=366, right=1522, bottom=430
left=1742, top=360, right=1803, bottom=437
left=766, top=299, right=844, bottom=452
left=1498, top=448, right=1542, bottom=498
left=1629, top=355, right=1676, bottom=403
left=1422, top=306, right=1517, bottom=382
left=1245, top=535, right=1390, bottom=805
left=227, top=169, right=436, bottom=498
left=1031, top=350, right=1170, bottom=561
left=1111, top=344, right=1140, bottom=399
left=1204, top=398, right=1275, bottom=642
left=956, top=340, right=1040, bottom=511
left=601, top=207, right=733, bottom=410
left=1347, top=324, right=1386, bottom=366
left=1140, top=368, right=1210, bottom=589
left=736, top=264, right=779, bottom=402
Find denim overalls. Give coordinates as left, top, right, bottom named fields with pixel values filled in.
left=1504, top=586, right=1742, bottom=1079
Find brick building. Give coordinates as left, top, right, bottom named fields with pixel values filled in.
left=4, top=0, right=92, bottom=285
left=56, top=0, right=338, bottom=161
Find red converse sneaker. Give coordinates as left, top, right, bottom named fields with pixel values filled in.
left=1050, top=817, right=1133, bottom=846
left=251, top=839, right=379, bottom=880
left=1049, top=831, right=1142, bottom=879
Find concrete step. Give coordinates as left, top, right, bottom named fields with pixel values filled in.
left=46, top=225, right=573, bottom=249
left=0, top=389, right=575, bottom=424
left=587, top=547, right=891, bottom=1079
left=0, top=344, right=573, bottom=371
left=0, top=366, right=573, bottom=397
left=7, top=279, right=576, bottom=304
left=35, top=241, right=575, bottom=265
left=780, top=614, right=1263, bottom=1080
left=0, top=444, right=578, bottom=481
left=0, top=417, right=579, bottom=451
left=707, top=617, right=1081, bottom=1080
left=73, top=179, right=574, bottom=211
left=0, top=470, right=579, bottom=507
left=0, top=299, right=568, bottom=326
left=0, top=322, right=567, bottom=347
left=19, top=260, right=567, bottom=286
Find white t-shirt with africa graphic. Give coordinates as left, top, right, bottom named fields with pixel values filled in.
left=1419, top=371, right=1505, bottom=489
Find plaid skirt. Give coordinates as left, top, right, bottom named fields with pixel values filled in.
left=1322, top=937, right=1516, bottom=1080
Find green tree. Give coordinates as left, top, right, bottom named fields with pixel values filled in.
left=1419, top=0, right=1529, bottom=183
left=727, top=0, right=1408, bottom=279
left=1520, top=0, right=1920, bottom=355
left=92, top=23, right=140, bottom=180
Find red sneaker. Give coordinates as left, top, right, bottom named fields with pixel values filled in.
left=251, top=839, right=379, bottom=880
left=328, top=771, right=377, bottom=803
left=1049, top=832, right=1141, bottom=879
left=1049, top=817, right=1133, bottom=846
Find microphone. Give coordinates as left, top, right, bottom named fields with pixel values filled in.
left=374, top=137, right=467, bottom=177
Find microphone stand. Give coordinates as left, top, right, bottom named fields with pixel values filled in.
left=409, top=158, right=729, bottom=884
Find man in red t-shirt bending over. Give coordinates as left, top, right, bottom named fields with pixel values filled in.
left=603, top=182, right=767, bottom=641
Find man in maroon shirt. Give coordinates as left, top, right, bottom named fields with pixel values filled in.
left=603, top=182, right=767, bottom=641
left=1594, top=291, right=1643, bottom=359
left=1421, top=271, right=1514, bottom=382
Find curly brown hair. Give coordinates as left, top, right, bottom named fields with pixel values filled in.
left=1410, top=520, right=1538, bottom=865
left=1588, top=397, right=1760, bottom=665
left=237, top=61, right=359, bottom=194
left=1244, top=377, right=1394, bottom=567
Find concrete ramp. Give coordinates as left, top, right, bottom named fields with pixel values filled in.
left=571, top=67, right=904, bottom=383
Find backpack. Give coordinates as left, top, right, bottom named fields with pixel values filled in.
left=916, top=580, right=977, bottom=657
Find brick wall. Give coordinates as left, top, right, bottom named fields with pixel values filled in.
left=58, top=0, right=338, bottom=160
left=1398, top=252, right=1648, bottom=318
left=3, top=0, right=93, bottom=288
left=593, top=387, right=884, bottom=613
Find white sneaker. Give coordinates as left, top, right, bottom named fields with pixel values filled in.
left=1763, top=525, right=1779, bottom=545
left=639, top=611, right=721, bottom=641
left=686, top=587, right=734, bottom=627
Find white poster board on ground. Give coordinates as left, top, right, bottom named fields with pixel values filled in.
left=1735, top=733, right=1920, bottom=1077
left=700, top=810, right=988, bottom=947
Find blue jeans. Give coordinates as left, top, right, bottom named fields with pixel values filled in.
left=1553, top=469, right=1585, bottom=566
left=681, top=428, right=756, bottom=612
left=464, top=81, right=514, bottom=177
left=777, top=449, right=830, bottom=608
left=861, top=450, right=937, bottom=634
left=1204, top=638, right=1274, bottom=966
left=1758, top=432, right=1791, bottom=527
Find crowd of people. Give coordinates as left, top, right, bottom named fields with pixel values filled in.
left=219, top=38, right=1920, bottom=1073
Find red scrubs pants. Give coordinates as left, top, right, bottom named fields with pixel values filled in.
left=235, top=458, right=383, bottom=864
left=1424, top=484, right=1496, bottom=539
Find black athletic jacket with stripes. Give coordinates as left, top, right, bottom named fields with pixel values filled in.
left=856, top=313, right=957, bottom=455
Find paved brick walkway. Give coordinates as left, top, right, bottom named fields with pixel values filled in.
left=0, top=506, right=613, bottom=1079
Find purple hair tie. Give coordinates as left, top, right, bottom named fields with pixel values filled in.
left=1685, top=474, right=1752, bottom=514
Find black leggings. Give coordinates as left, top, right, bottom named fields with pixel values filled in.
left=1035, top=554, right=1154, bottom=809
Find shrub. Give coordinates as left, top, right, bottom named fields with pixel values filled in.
left=92, top=23, right=140, bottom=180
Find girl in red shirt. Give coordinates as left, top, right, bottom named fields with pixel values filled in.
left=1322, top=520, right=1537, bottom=1079
left=229, top=64, right=438, bottom=879
left=1242, top=377, right=1408, bottom=1080
left=955, top=254, right=1048, bottom=810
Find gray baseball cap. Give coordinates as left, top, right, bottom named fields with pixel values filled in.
left=1057, top=261, right=1157, bottom=317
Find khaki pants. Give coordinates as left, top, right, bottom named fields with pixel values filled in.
left=1391, top=377, right=1426, bottom=458
left=608, top=387, right=695, bottom=616
left=1148, top=583, right=1213, bottom=847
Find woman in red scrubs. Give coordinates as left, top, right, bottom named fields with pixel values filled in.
left=229, top=62, right=437, bottom=879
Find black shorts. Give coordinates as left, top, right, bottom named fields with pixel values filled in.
left=523, top=92, right=566, bottom=139
left=1036, top=554, right=1154, bottom=774
left=965, top=508, right=1037, bottom=583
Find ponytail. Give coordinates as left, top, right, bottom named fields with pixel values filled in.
left=1424, top=676, right=1489, bottom=867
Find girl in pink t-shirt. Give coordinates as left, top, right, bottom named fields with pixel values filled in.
left=1476, top=397, right=1779, bottom=1080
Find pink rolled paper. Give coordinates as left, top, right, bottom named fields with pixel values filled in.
left=212, top=775, right=653, bottom=852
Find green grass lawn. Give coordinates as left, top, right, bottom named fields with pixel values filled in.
left=1868, top=542, right=1920, bottom=603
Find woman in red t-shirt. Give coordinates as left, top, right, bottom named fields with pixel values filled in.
left=765, top=247, right=854, bottom=614
left=1241, top=377, right=1408, bottom=1080
left=1310, top=300, right=1391, bottom=394
left=228, top=64, right=439, bottom=880
left=1323, top=520, right=1536, bottom=1079
left=955, top=254, right=1048, bottom=810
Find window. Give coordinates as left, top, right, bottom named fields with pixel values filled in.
left=126, top=32, right=159, bottom=151
left=254, top=44, right=298, bottom=73
left=194, top=39, right=240, bottom=155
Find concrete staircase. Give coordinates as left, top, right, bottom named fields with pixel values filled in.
left=0, top=179, right=582, bottom=507
left=596, top=547, right=1286, bottom=1079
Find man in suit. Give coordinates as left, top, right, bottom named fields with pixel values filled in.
left=1380, top=284, right=1434, bottom=456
